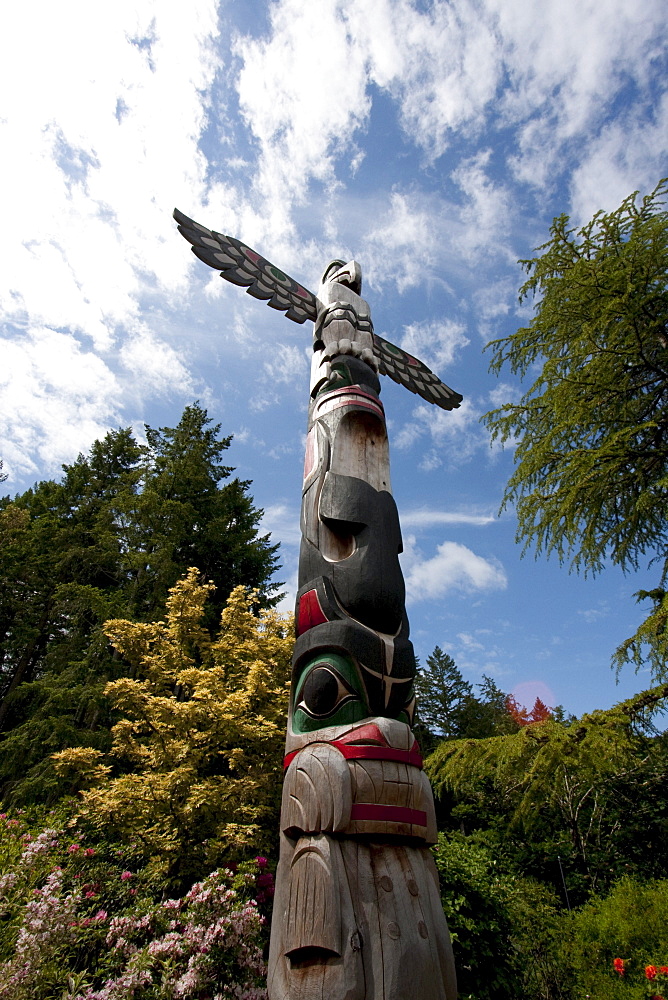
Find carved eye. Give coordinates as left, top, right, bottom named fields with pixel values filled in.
left=297, top=664, right=357, bottom=719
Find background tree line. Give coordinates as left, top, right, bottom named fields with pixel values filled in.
left=0, top=179, right=665, bottom=998
left=0, top=403, right=279, bottom=807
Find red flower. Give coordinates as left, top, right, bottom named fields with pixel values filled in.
left=660, top=968, right=668, bottom=975
left=646, top=966, right=658, bottom=981
left=613, top=958, right=625, bottom=976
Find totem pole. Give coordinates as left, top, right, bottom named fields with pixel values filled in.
left=174, top=209, right=462, bottom=1000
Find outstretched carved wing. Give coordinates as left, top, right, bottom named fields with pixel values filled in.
left=174, top=209, right=463, bottom=408
left=173, top=208, right=318, bottom=325
left=373, top=334, right=463, bottom=411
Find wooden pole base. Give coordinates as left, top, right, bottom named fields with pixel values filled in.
left=268, top=834, right=456, bottom=1000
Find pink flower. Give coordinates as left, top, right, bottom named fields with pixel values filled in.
left=120, top=871, right=133, bottom=881
left=255, top=856, right=268, bottom=868
left=85, top=891, right=96, bottom=899
left=84, top=847, right=96, bottom=857
left=94, top=909, right=107, bottom=921
left=68, top=844, right=80, bottom=853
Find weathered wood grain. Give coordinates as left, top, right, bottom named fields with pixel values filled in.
left=171, top=215, right=462, bottom=999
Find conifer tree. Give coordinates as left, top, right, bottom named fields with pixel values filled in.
left=54, top=570, right=293, bottom=883
left=0, top=405, right=280, bottom=806
left=415, top=647, right=474, bottom=741
left=415, top=647, right=517, bottom=749
left=427, top=684, right=668, bottom=894
left=484, top=180, right=668, bottom=679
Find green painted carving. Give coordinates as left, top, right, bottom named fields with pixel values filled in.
left=291, top=652, right=369, bottom=733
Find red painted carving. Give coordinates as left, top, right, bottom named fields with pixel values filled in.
left=296, top=589, right=328, bottom=636
left=350, top=803, right=428, bottom=825
left=303, top=428, right=316, bottom=482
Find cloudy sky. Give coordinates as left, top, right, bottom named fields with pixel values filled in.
left=2, top=0, right=667, bottom=716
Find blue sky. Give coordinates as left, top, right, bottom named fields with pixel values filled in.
left=1, top=0, right=667, bottom=717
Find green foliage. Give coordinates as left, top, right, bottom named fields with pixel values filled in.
left=614, top=587, right=668, bottom=677
left=433, top=832, right=563, bottom=1000
left=434, top=832, right=518, bottom=1000
left=560, top=877, right=668, bottom=1000
left=415, top=648, right=518, bottom=751
left=0, top=404, right=280, bottom=807
left=54, top=571, right=293, bottom=884
left=427, top=686, right=668, bottom=897
left=484, top=180, right=668, bottom=678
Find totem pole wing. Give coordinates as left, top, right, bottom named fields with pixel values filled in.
left=373, top=333, right=463, bottom=410
left=173, top=208, right=318, bottom=325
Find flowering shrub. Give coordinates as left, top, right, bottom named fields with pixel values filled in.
left=601, top=959, right=668, bottom=999
left=0, top=811, right=272, bottom=999
left=558, top=877, right=668, bottom=999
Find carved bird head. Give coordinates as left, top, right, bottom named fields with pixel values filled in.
left=320, top=259, right=362, bottom=295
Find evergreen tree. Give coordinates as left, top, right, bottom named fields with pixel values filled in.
left=0, top=428, right=142, bottom=723
left=427, top=684, right=668, bottom=898
left=415, top=647, right=517, bottom=750
left=54, top=570, right=293, bottom=884
left=126, top=403, right=279, bottom=628
left=0, top=405, right=280, bottom=806
left=415, top=647, right=474, bottom=743
left=484, top=179, right=668, bottom=679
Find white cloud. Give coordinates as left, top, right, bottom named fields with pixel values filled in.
left=487, top=382, right=520, bottom=408
left=577, top=605, right=609, bottom=624
left=568, top=93, right=668, bottom=223
left=261, top=503, right=302, bottom=548
left=401, top=508, right=494, bottom=529
left=120, top=326, right=195, bottom=397
left=473, top=279, right=516, bottom=345
left=0, top=2, right=220, bottom=480
left=353, top=0, right=502, bottom=160
left=263, top=344, right=309, bottom=385
left=0, top=2, right=219, bottom=333
left=395, top=398, right=489, bottom=468
left=234, top=0, right=371, bottom=241
left=402, top=536, right=507, bottom=603
left=364, top=191, right=457, bottom=294
left=499, top=0, right=667, bottom=194
left=451, top=152, right=514, bottom=264
left=0, top=327, right=120, bottom=479
left=399, top=319, right=469, bottom=374
left=206, top=0, right=665, bottom=268
left=457, top=632, right=486, bottom=652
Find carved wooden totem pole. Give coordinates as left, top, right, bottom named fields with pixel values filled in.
left=174, top=209, right=462, bottom=1000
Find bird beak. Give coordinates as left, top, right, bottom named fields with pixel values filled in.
left=329, top=260, right=362, bottom=295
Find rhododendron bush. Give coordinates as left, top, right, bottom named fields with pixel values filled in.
left=0, top=810, right=270, bottom=1000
